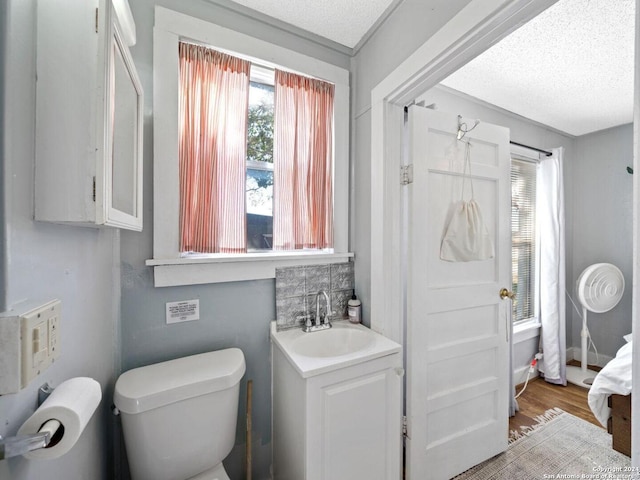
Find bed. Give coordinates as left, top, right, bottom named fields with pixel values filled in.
left=588, top=340, right=632, bottom=456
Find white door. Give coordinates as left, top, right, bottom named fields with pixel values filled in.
left=406, top=106, right=512, bottom=479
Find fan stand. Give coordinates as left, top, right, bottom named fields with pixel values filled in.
left=563, top=263, right=624, bottom=390
left=565, top=306, right=597, bottom=389
left=567, top=307, right=598, bottom=388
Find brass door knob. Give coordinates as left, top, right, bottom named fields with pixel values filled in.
left=499, top=288, right=515, bottom=300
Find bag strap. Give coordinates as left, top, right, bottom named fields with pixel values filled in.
left=461, top=141, right=475, bottom=200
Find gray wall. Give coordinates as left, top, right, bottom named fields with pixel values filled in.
left=0, top=0, right=7, bottom=309
left=120, top=1, right=350, bottom=479
left=0, top=1, right=120, bottom=479
left=351, top=0, right=473, bottom=323
left=571, top=124, right=633, bottom=358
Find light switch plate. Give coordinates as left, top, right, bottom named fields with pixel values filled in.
left=20, top=300, right=61, bottom=388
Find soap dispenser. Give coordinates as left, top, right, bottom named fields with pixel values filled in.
left=348, top=290, right=362, bottom=324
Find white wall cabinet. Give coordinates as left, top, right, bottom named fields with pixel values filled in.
left=35, top=0, right=143, bottom=231
left=272, top=346, right=403, bottom=480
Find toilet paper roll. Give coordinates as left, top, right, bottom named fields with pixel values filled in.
left=17, top=377, right=102, bottom=459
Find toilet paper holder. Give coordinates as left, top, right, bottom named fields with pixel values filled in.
left=0, top=419, right=61, bottom=460
left=0, top=383, right=60, bottom=460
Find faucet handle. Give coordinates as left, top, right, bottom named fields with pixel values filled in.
left=322, top=310, right=335, bottom=325
left=296, top=314, right=313, bottom=329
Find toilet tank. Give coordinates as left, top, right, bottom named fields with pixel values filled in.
left=114, top=348, right=246, bottom=480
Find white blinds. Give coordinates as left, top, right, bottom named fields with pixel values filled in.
left=511, top=158, right=537, bottom=322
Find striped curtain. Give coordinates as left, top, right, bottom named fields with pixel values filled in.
left=273, top=69, right=334, bottom=250
left=178, top=42, right=250, bottom=253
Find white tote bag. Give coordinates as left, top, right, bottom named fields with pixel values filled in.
left=440, top=142, right=494, bottom=262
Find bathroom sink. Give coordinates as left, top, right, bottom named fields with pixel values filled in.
left=292, top=323, right=375, bottom=358
left=270, top=320, right=402, bottom=378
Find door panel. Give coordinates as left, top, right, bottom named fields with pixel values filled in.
left=406, top=107, right=511, bottom=480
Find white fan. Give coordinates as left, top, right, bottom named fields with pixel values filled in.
left=566, top=263, right=625, bottom=388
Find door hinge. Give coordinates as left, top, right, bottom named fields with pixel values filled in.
left=92, top=177, right=96, bottom=202
left=402, top=415, right=408, bottom=438
left=95, top=8, right=99, bottom=33
left=400, top=164, right=414, bottom=185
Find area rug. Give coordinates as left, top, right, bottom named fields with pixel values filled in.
left=455, top=408, right=631, bottom=479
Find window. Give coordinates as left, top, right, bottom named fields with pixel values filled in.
left=511, top=157, right=538, bottom=323
left=149, top=7, right=350, bottom=286
left=178, top=43, right=335, bottom=254
left=246, top=73, right=275, bottom=251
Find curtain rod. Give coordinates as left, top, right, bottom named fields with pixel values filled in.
left=510, top=141, right=552, bottom=157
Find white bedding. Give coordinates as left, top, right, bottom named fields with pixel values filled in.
left=588, top=341, right=632, bottom=427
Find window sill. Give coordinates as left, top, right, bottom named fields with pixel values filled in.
left=513, top=319, right=541, bottom=345
left=146, top=251, right=354, bottom=287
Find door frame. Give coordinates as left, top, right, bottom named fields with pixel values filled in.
left=370, top=0, right=559, bottom=342
left=369, top=0, right=640, bottom=468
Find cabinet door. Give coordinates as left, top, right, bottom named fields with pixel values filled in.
left=99, top=6, right=143, bottom=230
left=310, top=361, right=402, bottom=480
left=34, top=0, right=100, bottom=226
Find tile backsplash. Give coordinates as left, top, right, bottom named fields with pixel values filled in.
left=275, top=262, right=355, bottom=330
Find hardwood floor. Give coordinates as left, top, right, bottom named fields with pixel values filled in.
left=509, top=365, right=604, bottom=433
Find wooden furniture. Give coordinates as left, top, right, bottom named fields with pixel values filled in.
left=608, top=394, right=631, bottom=457
left=35, top=0, right=143, bottom=231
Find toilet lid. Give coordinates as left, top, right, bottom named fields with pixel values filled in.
left=114, top=348, right=245, bottom=414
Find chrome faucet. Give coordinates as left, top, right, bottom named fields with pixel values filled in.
left=316, top=290, right=332, bottom=325
left=303, top=290, right=333, bottom=332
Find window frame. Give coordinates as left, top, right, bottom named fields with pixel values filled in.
left=510, top=145, right=542, bottom=335
left=148, top=7, right=351, bottom=287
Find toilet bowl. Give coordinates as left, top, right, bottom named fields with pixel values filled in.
left=114, top=348, right=246, bottom=480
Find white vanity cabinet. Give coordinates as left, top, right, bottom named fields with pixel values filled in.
left=35, top=0, right=143, bottom=231
left=272, top=324, right=403, bottom=480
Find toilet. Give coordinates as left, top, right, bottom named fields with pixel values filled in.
left=114, top=348, right=246, bottom=480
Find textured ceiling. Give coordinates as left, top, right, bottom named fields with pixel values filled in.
left=227, top=0, right=396, bottom=48
left=441, top=0, right=635, bottom=137
left=227, top=0, right=633, bottom=136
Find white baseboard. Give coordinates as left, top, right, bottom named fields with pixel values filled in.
left=513, top=347, right=613, bottom=386
left=513, top=364, right=539, bottom=387
left=566, top=347, right=613, bottom=367
left=565, top=346, right=574, bottom=363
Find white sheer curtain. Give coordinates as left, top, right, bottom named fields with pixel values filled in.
left=178, top=42, right=250, bottom=254
left=537, top=147, right=567, bottom=385
left=273, top=70, right=334, bottom=250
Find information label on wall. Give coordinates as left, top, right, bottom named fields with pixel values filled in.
left=166, top=299, right=200, bottom=324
